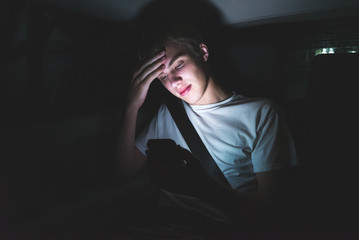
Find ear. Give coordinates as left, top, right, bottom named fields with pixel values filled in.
left=199, top=43, right=209, bottom=62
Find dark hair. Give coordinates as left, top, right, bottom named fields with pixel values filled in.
left=136, top=22, right=232, bottom=92
left=137, top=22, right=204, bottom=63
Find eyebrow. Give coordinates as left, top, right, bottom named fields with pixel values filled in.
left=169, top=51, right=186, bottom=67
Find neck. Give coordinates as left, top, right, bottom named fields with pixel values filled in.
left=193, top=77, right=232, bottom=105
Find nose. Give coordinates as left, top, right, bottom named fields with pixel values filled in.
left=169, top=75, right=182, bottom=88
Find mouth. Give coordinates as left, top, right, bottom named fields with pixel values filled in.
left=179, top=85, right=191, bottom=97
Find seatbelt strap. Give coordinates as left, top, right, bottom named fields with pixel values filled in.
left=165, top=95, right=231, bottom=187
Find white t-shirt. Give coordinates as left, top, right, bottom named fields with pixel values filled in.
left=135, top=93, right=298, bottom=192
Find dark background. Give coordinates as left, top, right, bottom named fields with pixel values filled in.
left=1, top=0, right=359, bottom=238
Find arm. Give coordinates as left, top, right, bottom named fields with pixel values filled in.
left=201, top=169, right=289, bottom=221
left=147, top=145, right=289, bottom=221
left=116, top=51, right=166, bottom=180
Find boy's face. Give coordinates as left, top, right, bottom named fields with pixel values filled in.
left=158, top=43, right=212, bottom=105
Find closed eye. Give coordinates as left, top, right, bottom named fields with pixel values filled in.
left=175, top=61, right=184, bottom=69
left=160, top=74, right=167, bottom=81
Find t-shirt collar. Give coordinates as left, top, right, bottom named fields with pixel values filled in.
left=185, top=92, right=236, bottom=112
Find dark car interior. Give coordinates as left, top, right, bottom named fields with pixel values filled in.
left=2, top=0, right=359, bottom=239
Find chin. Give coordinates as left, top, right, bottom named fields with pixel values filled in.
left=184, top=97, right=201, bottom=105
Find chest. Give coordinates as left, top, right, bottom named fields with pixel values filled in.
left=188, top=110, right=258, bottom=150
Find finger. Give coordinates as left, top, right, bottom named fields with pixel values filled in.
left=133, top=51, right=166, bottom=80
left=134, top=55, right=166, bottom=86
left=138, top=50, right=165, bottom=74
left=138, top=63, right=165, bottom=88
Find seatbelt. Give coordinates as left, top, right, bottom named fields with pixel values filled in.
left=165, top=95, right=231, bottom=187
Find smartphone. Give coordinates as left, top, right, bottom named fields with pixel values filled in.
left=146, top=139, right=185, bottom=165
left=147, top=138, right=177, bottom=151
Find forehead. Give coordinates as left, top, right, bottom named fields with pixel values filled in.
left=165, top=42, right=190, bottom=57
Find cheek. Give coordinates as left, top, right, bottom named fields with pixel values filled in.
left=193, top=67, right=206, bottom=81
left=161, top=81, right=176, bottom=94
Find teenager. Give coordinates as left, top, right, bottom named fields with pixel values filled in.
left=117, top=23, right=299, bottom=228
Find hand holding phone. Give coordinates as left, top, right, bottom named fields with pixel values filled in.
left=146, top=139, right=186, bottom=166
left=146, top=139, right=214, bottom=197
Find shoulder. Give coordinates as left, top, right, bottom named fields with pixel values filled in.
left=255, top=98, right=279, bottom=116
left=158, top=103, right=169, bottom=114
left=154, top=103, right=175, bottom=125
left=232, top=94, right=279, bottom=115
left=156, top=103, right=172, bottom=117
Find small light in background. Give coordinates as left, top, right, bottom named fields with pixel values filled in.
left=315, top=47, right=358, bottom=56
left=315, top=48, right=335, bottom=56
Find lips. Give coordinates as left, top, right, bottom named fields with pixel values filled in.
left=179, top=85, right=191, bottom=96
